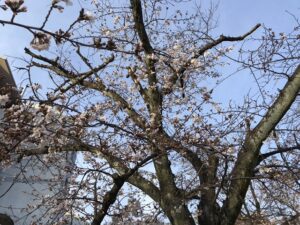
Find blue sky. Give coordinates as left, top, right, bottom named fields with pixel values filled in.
left=212, top=0, right=299, bottom=104
left=0, top=0, right=299, bottom=102
left=1, top=0, right=299, bottom=56
left=218, top=0, right=299, bottom=35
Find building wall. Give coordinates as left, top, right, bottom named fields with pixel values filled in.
left=0, top=58, right=79, bottom=225
left=0, top=153, right=77, bottom=224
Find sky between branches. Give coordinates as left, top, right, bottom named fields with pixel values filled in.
left=0, top=0, right=299, bottom=103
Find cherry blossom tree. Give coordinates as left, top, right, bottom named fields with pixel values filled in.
left=0, top=0, right=299, bottom=225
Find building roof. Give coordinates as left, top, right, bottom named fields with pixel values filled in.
left=0, top=58, right=19, bottom=106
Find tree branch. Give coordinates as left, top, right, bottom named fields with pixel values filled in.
left=164, top=23, right=261, bottom=95
left=25, top=48, right=147, bottom=129
left=0, top=214, right=14, bottom=225
left=91, top=153, right=157, bottom=225
left=222, top=64, right=300, bottom=225
left=258, top=145, right=300, bottom=162
left=130, top=0, right=153, bottom=54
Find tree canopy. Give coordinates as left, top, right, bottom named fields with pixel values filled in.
left=0, top=0, right=299, bottom=225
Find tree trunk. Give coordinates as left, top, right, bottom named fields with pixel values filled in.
left=162, top=202, right=195, bottom=225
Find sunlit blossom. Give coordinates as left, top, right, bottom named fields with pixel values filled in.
left=30, top=32, right=51, bottom=51
left=5, top=0, right=27, bottom=14
left=52, top=0, right=73, bottom=6
left=81, top=10, right=95, bottom=21
left=0, top=94, right=9, bottom=106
